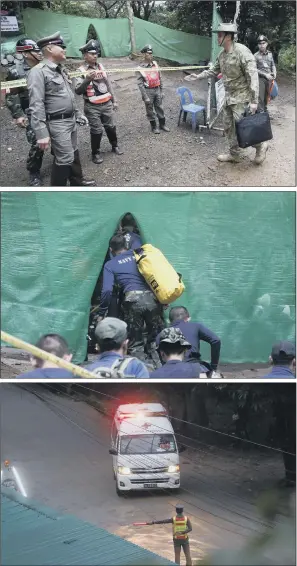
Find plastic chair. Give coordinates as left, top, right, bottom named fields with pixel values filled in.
left=176, top=86, right=206, bottom=132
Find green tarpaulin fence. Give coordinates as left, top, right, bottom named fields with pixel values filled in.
left=1, top=192, right=295, bottom=365
left=21, top=7, right=211, bottom=64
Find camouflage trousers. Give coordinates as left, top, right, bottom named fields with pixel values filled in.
left=122, top=290, right=164, bottom=362
left=223, top=102, right=263, bottom=156
left=144, top=87, right=165, bottom=122
left=26, top=122, right=44, bottom=173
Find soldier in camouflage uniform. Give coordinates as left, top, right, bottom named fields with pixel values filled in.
left=188, top=23, right=268, bottom=165
left=254, top=35, right=277, bottom=112
left=5, top=38, right=44, bottom=186
left=136, top=44, right=170, bottom=134
left=97, top=233, right=164, bottom=364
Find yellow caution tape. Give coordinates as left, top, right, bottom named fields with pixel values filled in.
left=1, top=330, right=101, bottom=379
left=1, top=65, right=207, bottom=92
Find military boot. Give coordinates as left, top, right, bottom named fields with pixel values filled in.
left=51, top=162, right=71, bottom=186
left=29, top=171, right=42, bottom=186
left=91, top=133, right=103, bottom=164
left=159, top=117, right=170, bottom=132
left=150, top=120, right=160, bottom=134
left=254, top=142, right=268, bottom=165
left=105, top=126, right=123, bottom=155
left=69, top=150, right=96, bottom=186
left=217, top=153, right=241, bottom=163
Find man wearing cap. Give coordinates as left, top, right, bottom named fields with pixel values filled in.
left=5, top=38, right=44, bottom=186
left=148, top=504, right=193, bottom=565
left=27, top=31, right=96, bottom=186
left=97, top=234, right=164, bottom=365
left=75, top=40, right=122, bottom=164
left=187, top=23, right=267, bottom=165
left=156, top=306, right=221, bottom=375
left=254, top=35, right=277, bottom=112
left=150, top=328, right=203, bottom=378
left=262, top=341, right=295, bottom=378
left=136, top=44, right=170, bottom=134
left=85, top=317, right=149, bottom=378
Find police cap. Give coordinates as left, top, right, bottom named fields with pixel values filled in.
left=79, top=39, right=101, bottom=55
left=158, top=328, right=191, bottom=349
left=37, top=31, right=66, bottom=50
left=141, top=44, right=153, bottom=54
left=257, top=35, right=268, bottom=43
left=16, top=38, right=41, bottom=53
left=212, top=22, right=237, bottom=34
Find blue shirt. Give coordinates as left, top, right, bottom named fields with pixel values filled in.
left=99, top=250, right=149, bottom=315
left=156, top=320, right=221, bottom=369
left=262, top=366, right=295, bottom=378
left=85, top=351, right=149, bottom=378
left=17, top=368, right=75, bottom=379
left=150, top=359, right=200, bottom=378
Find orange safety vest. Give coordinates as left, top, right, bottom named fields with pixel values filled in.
left=79, top=63, right=112, bottom=104
left=172, top=515, right=188, bottom=540
left=138, top=61, right=161, bottom=89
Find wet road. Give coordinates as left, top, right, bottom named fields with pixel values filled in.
left=1, top=384, right=273, bottom=563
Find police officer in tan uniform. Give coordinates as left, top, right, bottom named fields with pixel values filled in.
left=187, top=23, right=267, bottom=165
left=27, top=31, right=95, bottom=186
left=75, top=40, right=123, bottom=164
left=254, top=35, right=277, bottom=112
left=136, top=44, right=170, bottom=134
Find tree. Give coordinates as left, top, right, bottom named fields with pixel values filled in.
left=130, top=0, right=156, bottom=21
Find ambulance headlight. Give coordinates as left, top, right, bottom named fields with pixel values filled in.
left=168, top=465, right=180, bottom=473
left=118, top=466, right=131, bottom=475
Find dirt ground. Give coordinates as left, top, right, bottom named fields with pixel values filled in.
left=0, top=57, right=295, bottom=187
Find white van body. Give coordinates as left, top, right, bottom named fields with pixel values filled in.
left=110, top=403, right=180, bottom=493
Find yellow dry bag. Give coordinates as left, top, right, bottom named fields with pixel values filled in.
left=134, top=244, right=185, bottom=304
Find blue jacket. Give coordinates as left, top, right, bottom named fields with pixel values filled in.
left=156, top=320, right=221, bottom=369
left=85, top=351, right=149, bottom=378
left=99, top=250, right=149, bottom=315
left=150, top=359, right=200, bottom=378
left=262, top=366, right=295, bottom=378
left=17, top=368, right=75, bottom=379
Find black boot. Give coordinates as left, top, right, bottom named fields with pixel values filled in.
left=29, top=171, right=42, bottom=186
left=51, top=162, right=71, bottom=186
left=69, top=150, right=96, bottom=186
left=150, top=120, right=160, bottom=134
left=91, top=133, right=103, bottom=164
left=105, top=126, right=123, bottom=154
left=159, top=117, right=170, bottom=132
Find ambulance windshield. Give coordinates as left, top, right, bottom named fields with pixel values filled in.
left=120, top=434, right=177, bottom=454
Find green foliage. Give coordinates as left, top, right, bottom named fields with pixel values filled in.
left=40, top=0, right=103, bottom=18
left=278, top=45, right=296, bottom=73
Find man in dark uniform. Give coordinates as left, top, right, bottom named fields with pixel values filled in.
left=148, top=504, right=193, bottom=566
left=97, top=234, right=164, bottom=363
left=254, top=35, right=277, bottom=112
left=27, top=31, right=95, bottom=187
left=75, top=40, right=122, bottom=164
left=156, top=306, right=221, bottom=375
left=150, top=328, right=202, bottom=378
left=263, top=341, right=295, bottom=378
left=136, top=44, right=170, bottom=134
left=5, top=38, right=44, bottom=186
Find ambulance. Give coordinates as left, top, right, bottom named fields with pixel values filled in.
left=109, top=403, right=183, bottom=495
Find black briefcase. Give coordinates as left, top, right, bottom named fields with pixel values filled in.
left=236, top=109, right=273, bottom=148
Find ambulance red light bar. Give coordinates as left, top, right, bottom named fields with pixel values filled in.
left=117, top=410, right=168, bottom=421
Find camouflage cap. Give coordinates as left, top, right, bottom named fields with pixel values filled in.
left=158, top=327, right=191, bottom=348
left=213, top=22, right=238, bottom=34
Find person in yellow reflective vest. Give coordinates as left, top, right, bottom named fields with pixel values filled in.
left=148, top=504, right=193, bottom=565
